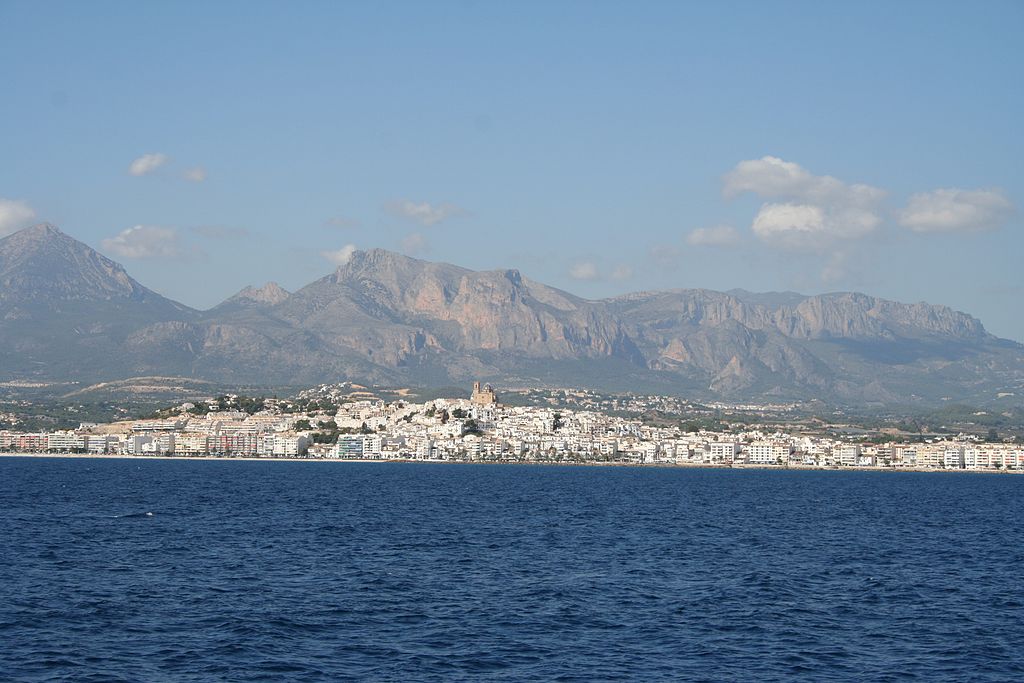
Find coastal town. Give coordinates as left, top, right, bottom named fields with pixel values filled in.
left=2, top=382, right=1022, bottom=471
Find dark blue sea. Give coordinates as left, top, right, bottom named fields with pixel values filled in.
left=1, top=458, right=1022, bottom=682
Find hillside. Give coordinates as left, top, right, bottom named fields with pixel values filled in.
left=1, top=224, right=1021, bottom=406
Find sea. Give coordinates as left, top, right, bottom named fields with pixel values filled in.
left=1, top=457, right=1022, bottom=682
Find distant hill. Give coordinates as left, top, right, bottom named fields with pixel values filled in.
left=0, top=223, right=197, bottom=379
left=211, top=282, right=291, bottom=313
left=1, top=223, right=1021, bottom=406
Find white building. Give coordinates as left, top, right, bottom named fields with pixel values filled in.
left=362, top=435, right=383, bottom=457
left=944, top=445, right=965, bottom=469
left=88, top=435, right=121, bottom=454
left=837, top=444, right=861, bottom=466
left=415, top=438, right=434, bottom=460
left=175, top=433, right=210, bottom=456
left=264, top=434, right=309, bottom=457
left=748, top=441, right=792, bottom=465
left=709, top=442, right=738, bottom=463
left=46, top=431, right=86, bottom=452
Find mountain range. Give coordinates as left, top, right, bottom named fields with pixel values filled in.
left=2, top=223, right=1021, bottom=406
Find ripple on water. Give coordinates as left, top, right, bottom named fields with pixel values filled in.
left=1, top=458, right=1022, bottom=682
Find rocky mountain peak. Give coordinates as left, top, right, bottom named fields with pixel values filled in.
left=0, top=233, right=1016, bottom=404
left=230, top=282, right=291, bottom=306
left=1, top=222, right=76, bottom=256
left=0, top=222, right=193, bottom=320
left=16, top=221, right=63, bottom=238
left=0, top=222, right=140, bottom=302
left=339, top=248, right=412, bottom=272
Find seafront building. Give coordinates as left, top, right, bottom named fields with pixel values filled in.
left=1, top=384, right=1021, bottom=471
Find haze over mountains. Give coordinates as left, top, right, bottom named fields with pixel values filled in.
left=2, top=224, right=1021, bottom=406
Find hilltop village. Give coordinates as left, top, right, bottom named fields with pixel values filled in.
left=2, top=382, right=1022, bottom=471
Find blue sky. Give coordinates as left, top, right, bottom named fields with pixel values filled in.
left=1, top=1, right=1022, bottom=340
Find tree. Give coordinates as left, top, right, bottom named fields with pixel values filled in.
left=294, top=419, right=312, bottom=431
left=311, top=431, right=338, bottom=444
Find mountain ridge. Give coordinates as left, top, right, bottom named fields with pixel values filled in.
left=1, top=223, right=1020, bottom=406
left=0, top=223, right=191, bottom=312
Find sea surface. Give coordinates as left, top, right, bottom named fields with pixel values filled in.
left=1, top=457, right=1022, bottom=682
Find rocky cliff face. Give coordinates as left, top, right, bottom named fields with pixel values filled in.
left=0, top=224, right=1020, bottom=405
left=277, top=250, right=642, bottom=368
left=783, top=293, right=986, bottom=341
left=226, top=282, right=291, bottom=307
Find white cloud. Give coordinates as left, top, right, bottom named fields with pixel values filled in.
left=723, top=156, right=885, bottom=205
left=384, top=199, right=466, bottom=226
left=101, top=225, right=181, bottom=258
left=750, top=202, right=880, bottom=249
left=400, top=232, right=428, bottom=255
left=725, top=156, right=812, bottom=198
left=569, top=262, right=599, bottom=280
left=568, top=262, right=634, bottom=281
left=752, top=203, right=824, bottom=238
left=128, top=153, right=169, bottom=176
left=322, top=244, right=357, bottom=266
left=686, top=224, right=741, bottom=247
left=898, top=188, right=1014, bottom=233
left=183, top=166, right=207, bottom=182
left=0, top=198, right=37, bottom=236
left=724, top=156, right=885, bottom=249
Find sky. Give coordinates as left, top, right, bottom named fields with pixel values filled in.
left=1, top=1, right=1022, bottom=340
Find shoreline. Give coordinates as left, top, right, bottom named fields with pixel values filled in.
left=1, top=452, right=1020, bottom=474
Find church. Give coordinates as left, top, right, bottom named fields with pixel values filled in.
left=470, top=382, right=498, bottom=406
